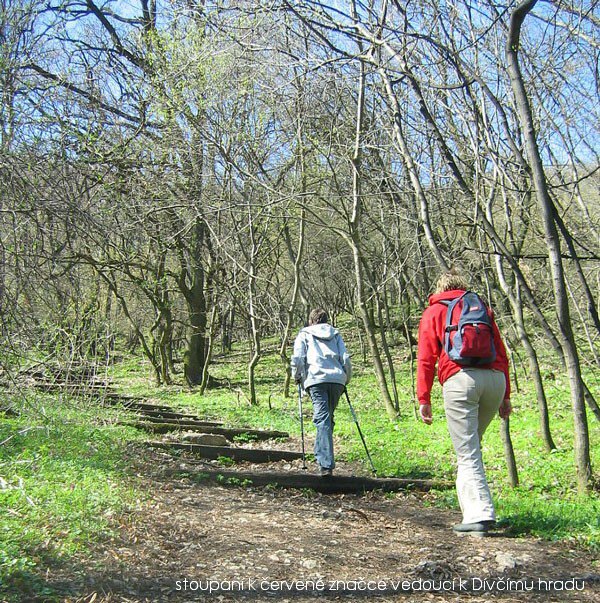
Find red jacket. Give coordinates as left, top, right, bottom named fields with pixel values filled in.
left=416, top=289, right=511, bottom=405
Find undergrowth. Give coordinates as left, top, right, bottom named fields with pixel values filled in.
left=0, top=394, right=143, bottom=601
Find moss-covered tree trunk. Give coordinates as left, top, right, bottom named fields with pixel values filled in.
left=183, top=218, right=209, bottom=386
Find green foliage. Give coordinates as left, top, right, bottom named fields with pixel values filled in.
left=216, top=474, right=253, bottom=487
left=232, top=433, right=259, bottom=443
left=216, top=455, right=235, bottom=467
left=0, top=395, right=142, bottom=601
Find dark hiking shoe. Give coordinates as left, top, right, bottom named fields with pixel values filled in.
left=452, top=522, right=490, bottom=536
left=319, top=466, right=333, bottom=478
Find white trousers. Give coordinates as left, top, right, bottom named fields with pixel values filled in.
left=443, top=369, right=506, bottom=524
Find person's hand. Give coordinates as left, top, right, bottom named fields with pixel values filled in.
left=419, top=403, right=433, bottom=425
left=499, top=398, right=512, bottom=420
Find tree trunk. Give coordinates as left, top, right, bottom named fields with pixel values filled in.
left=375, top=291, right=400, bottom=413
left=501, top=417, right=519, bottom=488
left=350, top=56, right=397, bottom=420
left=380, top=69, right=449, bottom=271
left=199, top=303, right=218, bottom=395
left=506, top=0, right=592, bottom=492
left=280, top=210, right=305, bottom=398
left=489, top=191, right=556, bottom=452
left=183, top=218, right=208, bottom=386
left=247, top=207, right=260, bottom=406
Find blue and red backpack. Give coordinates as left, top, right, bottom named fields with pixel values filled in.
left=441, top=291, right=496, bottom=366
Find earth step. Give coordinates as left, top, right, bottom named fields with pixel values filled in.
left=164, top=468, right=452, bottom=494
left=182, top=434, right=230, bottom=446
left=132, top=421, right=288, bottom=440
left=146, top=441, right=304, bottom=463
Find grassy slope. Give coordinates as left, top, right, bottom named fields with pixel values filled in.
left=0, top=395, right=144, bottom=600
left=118, top=337, right=599, bottom=552
left=0, top=335, right=598, bottom=599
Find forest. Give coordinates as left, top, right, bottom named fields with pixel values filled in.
left=0, top=1, right=599, bottom=600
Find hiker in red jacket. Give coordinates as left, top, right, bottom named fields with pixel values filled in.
left=417, top=271, right=512, bottom=536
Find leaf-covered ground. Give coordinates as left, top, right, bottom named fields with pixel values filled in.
left=45, top=446, right=599, bottom=603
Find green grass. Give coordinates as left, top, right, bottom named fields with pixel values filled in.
left=113, top=340, right=600, bottom=553
left=1, top=337, right=598, bottom=601
left=0, top=393, right=144, bottom=601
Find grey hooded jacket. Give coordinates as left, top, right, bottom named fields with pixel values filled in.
left=290, top=324, right=352, bottom=389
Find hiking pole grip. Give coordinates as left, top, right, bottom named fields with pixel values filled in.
left=344, top=389, right=377, bottom=476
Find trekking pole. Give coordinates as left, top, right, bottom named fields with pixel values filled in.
left=344, top=388, right=377, bottom=476
left=297, top=383, right=307, bottom=470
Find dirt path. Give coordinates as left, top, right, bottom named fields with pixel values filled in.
left=46, top=447, right=598, bottom=603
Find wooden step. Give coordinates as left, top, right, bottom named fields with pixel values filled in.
left=163, top=467, right=451, bottom=494
left=27, top=382, right=164, bottom=407
left=138, top=416, right=223, bottom=428
left=31, top=381, right=110, bottom=393
left=97, top=393, right=178, bottom=413
left=146, top=441, right=304, bottom=463
left=137, top=409, right=204, bottom=421
left=103, top=395, right=214, bottom=417
left=112, top=400, right=176, bottom=413
left=133, top=422, right=287, bottom=440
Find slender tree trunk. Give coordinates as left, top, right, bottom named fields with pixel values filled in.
left=279, top=95, right=307, bottom=397
left=221, top=305, right=234, bottom=354
left=183, top=218, right=208, bottom=386
left=380, top=69, right=449, bottom=271
left=489, top=190, right=556, bottom=451
left=507, top=0, right=592, bottom=492
left=280, top=210, right=305, bottom=398
left=565, top=277, right=600, bottom=367
left=553, top=211, right=600, bottom=341
left=349, top=56, right=397, bottom=419
left=501, top=417, right=520, bottom=488
left=375, top=291, right=400, bottom=413
left=247, top=207, right=260, bottom=406
left=99, top=272, right=162, bottom=385
left=200, top=304, right=218, bottom=395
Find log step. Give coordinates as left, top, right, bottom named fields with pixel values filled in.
left=102, top=394, right=212, bottom=417
left=163, top=468, right=451, bottom=494
left=137, top=409, right=204, bottom=421
left=26, top=382, right=173, bottom=410
left=146, top=441, right=304, bottom=463
left=32, top=382, right=110, bottom=393
left=138, top=416, right=223, bottom=428
left=133, top=422, right=288, bottom=440
left=113, top=401, right=176, bottom=413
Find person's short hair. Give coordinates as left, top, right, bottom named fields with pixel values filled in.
left=434, top=269, right=469, bottom=294
left=308, top=308, right=329, bottom=325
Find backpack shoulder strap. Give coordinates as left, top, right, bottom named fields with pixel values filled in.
left=443, top=292, right=467, bottom=333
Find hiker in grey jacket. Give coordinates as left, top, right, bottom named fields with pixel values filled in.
left=290, top=308, right=352, bottom=476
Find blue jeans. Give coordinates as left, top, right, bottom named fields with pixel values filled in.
left=308, top=383, right=345, bottom=470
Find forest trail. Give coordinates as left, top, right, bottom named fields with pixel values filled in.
left=49, top=449, right=598, bottom=603
left=40, top=396, right=598, bottom=603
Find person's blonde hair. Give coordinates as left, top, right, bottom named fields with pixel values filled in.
left=434, top=270, right=469, bottom=294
